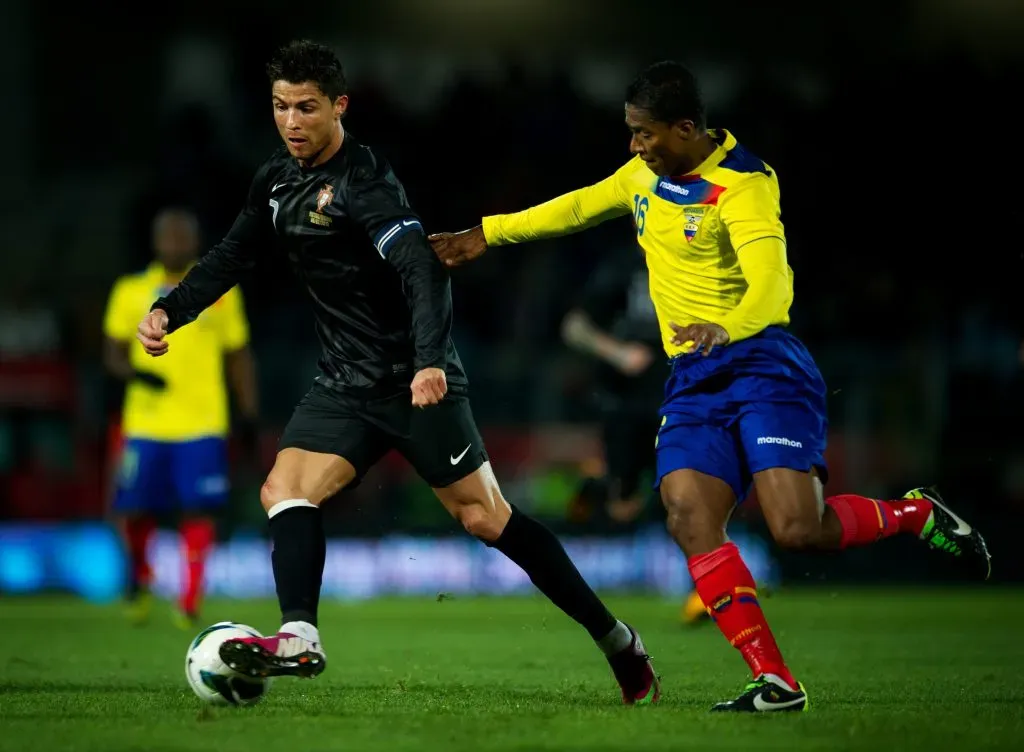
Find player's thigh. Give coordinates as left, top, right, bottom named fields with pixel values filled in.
left=395, top=392, right=489, bottom=489
left=169, top=437, right=229, bottom=514
left=656, top=415, right=740, bottom=555
left=737, top=398, right=828, bottom=546
left=269, top=382, right=389, bottom=507
left=112, top=438, right=172, bottom=515
left=752, top=467, right=826, bottom=549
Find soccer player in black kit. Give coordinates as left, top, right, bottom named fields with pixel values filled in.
left=135, top=40, right=659, bottom=705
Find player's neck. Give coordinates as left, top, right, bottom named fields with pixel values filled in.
left=675, top=133, right=717, bottom=176
left=302, top=122, right=345, bottom=169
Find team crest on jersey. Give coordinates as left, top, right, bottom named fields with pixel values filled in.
left=683, top=206, right=707, bottom=243
left=309, top=183, right=334, bottom=227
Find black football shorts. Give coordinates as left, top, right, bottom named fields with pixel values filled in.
left=278, top=381, right=488, bottom=487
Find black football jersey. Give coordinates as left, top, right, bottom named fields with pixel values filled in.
left=153, top=133, right=465, bottom=391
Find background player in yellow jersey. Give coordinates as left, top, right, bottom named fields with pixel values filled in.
left=103, top=207, right=259, bottom=628
left=430, top=61, right=991, bottom=713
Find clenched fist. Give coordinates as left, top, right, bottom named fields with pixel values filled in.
left=137, top=309, right=170, bottom=357
left=411, top=367, right=447, bottom=407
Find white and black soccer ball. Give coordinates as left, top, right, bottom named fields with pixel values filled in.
left=185, top=621, right=271, bottom=706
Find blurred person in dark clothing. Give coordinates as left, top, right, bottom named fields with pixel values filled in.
left=561, top=245, right=663, bottom=525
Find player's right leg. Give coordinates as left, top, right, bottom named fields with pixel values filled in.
left=656, top=415, right=806, bottom=713
left=218, top=382, right=388, bottom=680
left=111, top=438, right=170, bottom=625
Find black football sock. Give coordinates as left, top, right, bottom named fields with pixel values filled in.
left=267, top=500, right=325, bottom=627
left=488, top=505, right=622, bottom=645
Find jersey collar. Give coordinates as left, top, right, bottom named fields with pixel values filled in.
left=674, top=129, right=735, bottom=181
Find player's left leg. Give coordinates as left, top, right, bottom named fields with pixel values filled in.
left=170, top=436, right=231, bottom=629
left=403, top=394, right=659, bottom=705
left=742, top=404, right=991, bottom=579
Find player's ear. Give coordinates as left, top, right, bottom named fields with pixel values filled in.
left=673, top=119, right=697, bottom=141
left=334, top=94, right=349, bottom=120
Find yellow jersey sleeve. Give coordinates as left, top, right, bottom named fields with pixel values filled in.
left=717, top=176, right=793, bottom=343
left=102, top=277, right=135, bottom=341
left=482, top=157, right=639, bottom=245
left=717, top=237, right=793, bottom=343
left=218, top=286, right=250, bottom=352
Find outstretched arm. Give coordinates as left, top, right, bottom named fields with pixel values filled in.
left=430, top=158, right=638, bottom=267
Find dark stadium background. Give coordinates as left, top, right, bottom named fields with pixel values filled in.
left=0, top=0, right=1021, bottom=596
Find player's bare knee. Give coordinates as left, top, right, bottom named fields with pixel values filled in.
left=770, top=517, right=821, bottom=550
left=259, top=468, right=325, bottom=511
left=457, top=500, right=510, bottom=542
left=435, top=463, right=512, bottom=542
left=661, top=491, right=718, bottom=553
left=259, top=474, right=318, bottom=512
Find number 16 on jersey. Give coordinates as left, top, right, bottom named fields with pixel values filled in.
left=633, top=194, right=648, bottom=237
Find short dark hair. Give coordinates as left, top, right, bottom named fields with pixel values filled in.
left=266, top=40, right=347, bottom=100
left=625, top=61, right=706, bottom=129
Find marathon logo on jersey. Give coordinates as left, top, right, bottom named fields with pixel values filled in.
left=309, top=183, right=335, bottom=227
left=682, top=207, right=706, bottom=243
left=757, top=436, right=804, bottom=449
left=657, top=179, right=689, bottom=197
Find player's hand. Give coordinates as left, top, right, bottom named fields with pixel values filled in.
left=137, top=309, right=170, bottom=357
left=670, top=322, right=729, bottom=356
left=411, top=367, right=447, bottom=407
left=428, top=225, right=487, bottom=268
left=615, top=342, right=654, bottom=376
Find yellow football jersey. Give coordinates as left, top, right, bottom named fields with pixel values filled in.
left=483, top=130, right=793, bottom=357
left=103, top=262, right=249, bottom=441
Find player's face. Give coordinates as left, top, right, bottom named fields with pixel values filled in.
left=272, top=81, right=348, bottom=165
left=625, top=104, right=695, bottom=177
left=154, top=212, right=199, bottom=274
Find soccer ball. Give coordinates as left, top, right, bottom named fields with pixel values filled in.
left=185, top=621, right=271, bottom=706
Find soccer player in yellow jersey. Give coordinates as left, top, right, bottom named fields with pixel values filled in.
left=103, top=207, right=259, bottom=628
left=430, top=61, right=991, bottom=712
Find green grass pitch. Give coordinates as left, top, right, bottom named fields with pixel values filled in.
left=2, top=588, right=1022, bottom=751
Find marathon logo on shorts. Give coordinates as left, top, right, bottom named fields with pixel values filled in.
left=757, top=436, right=803, bottom=449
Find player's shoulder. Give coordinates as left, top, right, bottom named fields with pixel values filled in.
left=344, top=134, right=396, bottom=184
left=707, top=130, right=777, bottom=190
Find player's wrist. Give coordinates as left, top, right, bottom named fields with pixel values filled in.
left=478, top=219, right=497, bottom=247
